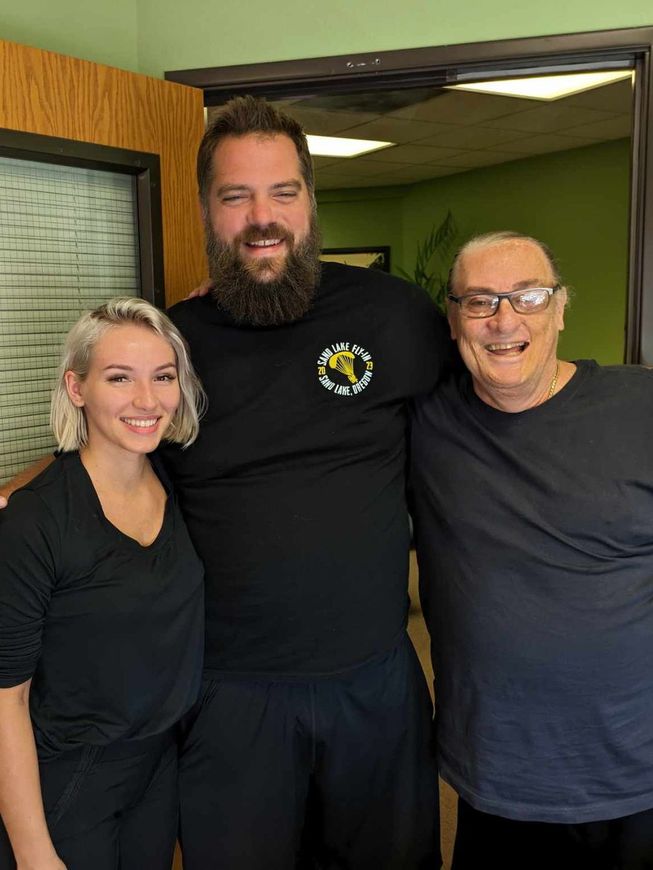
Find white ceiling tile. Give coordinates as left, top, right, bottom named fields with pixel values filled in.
left=491, top=133, right=601, bottom=155
left=481, top=104, right=620, bottom=133
left=413, top=125, right=534, bottom=150
left=390, top=90, right=538, bottom=125
left=312, top=156, right=343, bottom=169
left=280, top=106, right=380, bottom=135
left=561, top=79, right=633, bottom=112
left=356, top=143, right=464, bottom=164
left=564, top=115, right=632, bottom=140
left=433, top=150, right=533, bottom=169
left=316, top=159, right=397, bottom=178
left=335, top=116, right=461, bottom=144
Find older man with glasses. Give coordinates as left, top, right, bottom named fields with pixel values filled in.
left=411, top=230, right=653, bottom=869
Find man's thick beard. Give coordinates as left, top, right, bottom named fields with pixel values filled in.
left=205, top=218, right=322, bottom=327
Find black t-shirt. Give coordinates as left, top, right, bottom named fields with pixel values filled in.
left=164, top=262, right=449, bottom=676
left=0, top=452, right=204, bottom=759
left=410, top=360, right=653, bottom=822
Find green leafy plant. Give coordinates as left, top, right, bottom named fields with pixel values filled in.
left=398, top=210, right=458, bottom=312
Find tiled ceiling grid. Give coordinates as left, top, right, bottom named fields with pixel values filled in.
left=266, top=79, right=632, bottom=190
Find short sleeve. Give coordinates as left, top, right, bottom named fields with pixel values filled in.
left=384, top=280, right=458, bottom=398
left=0, top=489, right=59, bottom=686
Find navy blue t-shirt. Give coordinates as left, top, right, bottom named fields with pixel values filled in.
left=411, top=360, right=653, bottom=823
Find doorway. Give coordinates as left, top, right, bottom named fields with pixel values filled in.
left=166, top=25, right=653, bottom=363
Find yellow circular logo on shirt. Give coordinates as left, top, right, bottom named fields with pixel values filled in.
left=316, top=341, right=374, bottom=396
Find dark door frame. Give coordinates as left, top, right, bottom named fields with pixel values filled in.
left=166, top=26, right=653, bottom=364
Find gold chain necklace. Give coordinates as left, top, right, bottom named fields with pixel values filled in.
left=546, top=361, right=560, bottom=401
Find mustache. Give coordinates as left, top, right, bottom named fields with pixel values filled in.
left=205, top=215, right=322, bottom=327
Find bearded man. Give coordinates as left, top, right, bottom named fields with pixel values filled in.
left=162, top=97, right=451, bottom=869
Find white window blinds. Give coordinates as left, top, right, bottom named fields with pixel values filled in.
left=0, top=156, right=140, bottom=484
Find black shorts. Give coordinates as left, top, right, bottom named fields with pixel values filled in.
left=453, top=797, right=653, bottom=870
left=0, top=730, right=177, bottom=870
left=178, top=633, right=440, bottom=869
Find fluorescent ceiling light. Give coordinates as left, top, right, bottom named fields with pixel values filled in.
left=306, top=134, right=394, bottom=158
left=447, top=70, right=633, bottom=101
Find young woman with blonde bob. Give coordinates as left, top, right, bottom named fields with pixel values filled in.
left=0, top=298, right=206, bottom=869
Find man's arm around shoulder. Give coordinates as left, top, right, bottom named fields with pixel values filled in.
left=0, top=456, right=54, bottom=508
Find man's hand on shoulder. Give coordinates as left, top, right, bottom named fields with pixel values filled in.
left=186, top=278, right=214, bottom=300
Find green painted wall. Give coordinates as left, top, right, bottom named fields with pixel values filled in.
left=1, top=0, right=139, bottom=72
left=317, top=186, right=406, bottom=274
left=1, top=1, right=651, bottom=82
left=318, top=140, right=630, bottom=364
left=403, top=139, right=630, bottom=364
left=135, top=0, right=653, bottom=80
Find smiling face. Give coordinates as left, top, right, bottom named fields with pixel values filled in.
left=206, top=132, right=313, bottom=281
left=203, top=132, right=321, bottom=325
left=448, top=239, right=566, bottom=410
left=65, top=324, right=180, bottom=461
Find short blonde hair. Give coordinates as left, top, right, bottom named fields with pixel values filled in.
left=50, top=297, right=206, bottom=452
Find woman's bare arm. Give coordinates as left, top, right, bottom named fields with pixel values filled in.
left=0, top=681, right=66, bottom=868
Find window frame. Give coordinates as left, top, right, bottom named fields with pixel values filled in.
left=0, top=127, right=164, bottom=307
left=0, top=129, right=165, bottom=481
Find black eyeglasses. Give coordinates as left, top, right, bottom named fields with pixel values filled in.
left=447, top=285, right=561, bottom=318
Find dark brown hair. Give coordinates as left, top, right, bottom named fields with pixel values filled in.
left=197, top=95, right=315, bottom=210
